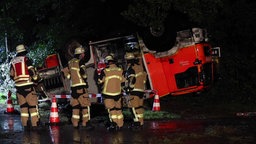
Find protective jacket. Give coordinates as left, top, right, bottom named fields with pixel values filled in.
left=131, top=64, right=147, bottom=93
left=10, top=56, right=34, bottom=87
left=64, top=57, right=91, bottom=127
left=99, top=64, right=125, bottom=96
left=67, top=58, right=88, bottom=87
left=10, top=53, right=39, bottom=127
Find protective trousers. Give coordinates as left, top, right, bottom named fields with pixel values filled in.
left=104, top=97, right=124, bottom=128
left=16, top=86, right=39, bottom=127
left=70, top=89, right=91, bottom=127
left=129, top=95, right=144, bottom=125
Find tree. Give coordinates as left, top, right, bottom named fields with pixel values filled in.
left=121, top=0, right=224, bottom=51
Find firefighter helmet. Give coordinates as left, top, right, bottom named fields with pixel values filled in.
left=74, top=47, right=85, bottom=55
left=16, top=44, right=26, bottom=53
left=124, top=35, right=139, bottom=51
left=124, top=52, right=135, bottom=60
left=104, top=55, right=114, bottom=63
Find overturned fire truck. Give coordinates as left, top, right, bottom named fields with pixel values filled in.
left=36, top=27, right=220, bottom=103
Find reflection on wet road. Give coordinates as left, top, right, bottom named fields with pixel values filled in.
left=1, top=113, right=256, bottom=144
left=1, top=114, right=23, bottom=132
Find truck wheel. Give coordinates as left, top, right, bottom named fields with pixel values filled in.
left=60, top=39, right=91, bottom=65
left=138, top=25, right=176, bottom=52
left=138, top=12, right=191, bottom=52
left=63, top=40, right=82, bottom=62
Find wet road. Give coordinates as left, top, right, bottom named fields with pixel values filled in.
left=0, top=113, right=204, bottom=144
left=1, top=112, right=256, bottom=144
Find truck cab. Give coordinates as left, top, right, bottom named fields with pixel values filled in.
left=36, top=27, right=220, bottom=102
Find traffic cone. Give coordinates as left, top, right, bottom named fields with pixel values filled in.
left=5, top=91, right=15, bottom=114
left=49, top=96, right=60, bottom=125
left=152, top=94, right=160, bottom=111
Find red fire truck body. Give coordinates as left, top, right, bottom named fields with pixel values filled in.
left=36, top=28, right=220, bottom=102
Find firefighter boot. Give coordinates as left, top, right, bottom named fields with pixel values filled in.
left=81, top=121, right=94, bottom=131
left=131, top=122, right=143, bottom=131
left=31, top=120, right=44, bottom=131
left=115, top=125, right=123, bottom=131
left=107, top=122, right=117, bottom=132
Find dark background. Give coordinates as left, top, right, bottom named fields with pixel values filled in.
left=0, top=0, right=256, bottom=106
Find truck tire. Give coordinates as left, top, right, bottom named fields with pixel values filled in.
left=138, top=12, right=190, bottom=52
left=63, top=40, right=82, bottom=62
left=138, top=25, right=176, bottom=52
left=60, top=39, right=91, bottom=65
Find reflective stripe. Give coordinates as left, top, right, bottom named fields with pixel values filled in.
left=72, top=115, right=80, bottom=119
left=33, top=75, right=38, bottom=80
left=82, top=74, right=87, bottom=79
left=133, top=88, right=144, bottom=92
left=14, top=77, right=31, bottom=82
left=15, top=82, right=34, bottom=87
left=103, top=92, right=122, bottom=96
left=137, top=114, right=144, bottom=118
left=21, top=113, right=29, bottom=117
left=28, top=66, right=34, bottom=69
left=111, top=115, right=118, bottom=119
left=132, top=107, right=138, bottom=121
left=81, top=65, right=87, bottom=79
left=30, top=112, right=38, bottom=117
left=135, top=72, right=143, bottom=77
left=107, top=109, right=112, bottom=122
left=83, top=114, right=89, bottom=118
left=71, top=67, right=79, bottom=71
left=117, top=114, right=123, bottom=119
left=67, top=74, right=71, bottom=79
left=87, top=106, right=91, bottom=120
left=105, top=67, right=122, bottom=72
left=14, top=75, right=29, bottom=80
left=128, top=74, right=135, bottom=78
left=103, top=75, right=122, bottom=95
left=98, top=79, right=103, bottom=84
left=36, top=105, right=40, bottom=118
left=105, top=75, right=122, bottom=81
left=71, top=83, right=86, bottom=87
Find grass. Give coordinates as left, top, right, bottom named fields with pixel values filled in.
left=0, top=92, right=17, bottom=104
left=122, top=109, right=181, bottom=120
left=0, top=91, right=181, bottom=120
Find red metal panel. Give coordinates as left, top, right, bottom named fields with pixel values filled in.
left=45, top=54, right=59, bottom=68
left=144, top=53, right=170, bottom=97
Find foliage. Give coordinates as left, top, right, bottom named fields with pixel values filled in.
left=0, top=46, right=7, bottom=63
left=0, top=40, right=55, bottom=101
left=0, top=0, right=256, bottom=103
left=209, top=52, right=256, bottom=103
left=27, top=40, right=56, bottom=67
left=121, top=0, right=172, bottom=28
left=172, top=0, right=224, bottom=26
left=0, top=52, right=16, bottom=98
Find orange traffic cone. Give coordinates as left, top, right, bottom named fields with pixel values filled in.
left=152, top=94, right=160, bottom=111
left=49, top=96, right=60, bottom=125
left=5, top=91, right=15, bottom=114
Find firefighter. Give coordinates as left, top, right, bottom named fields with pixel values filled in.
left=124, top=52, right=147, bottom=129
left=63, top=46, right=94, bottom=130
left=98, top=55, right=126, bottom=131
left=9, top=44, right=40, bottom=130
